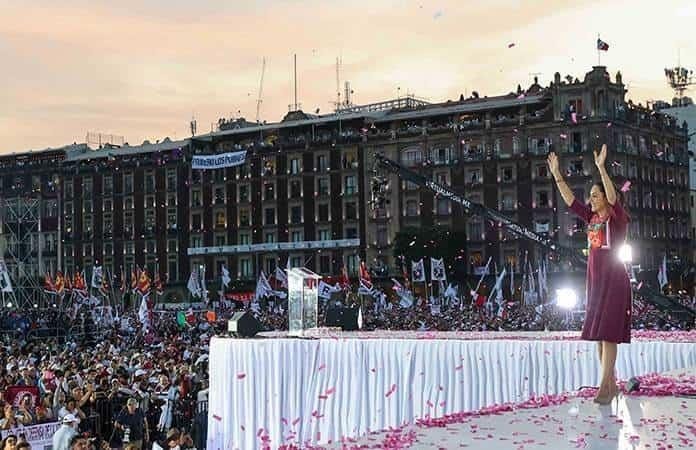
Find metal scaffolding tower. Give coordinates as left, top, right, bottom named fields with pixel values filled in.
left=0, top=195, right=45, bottom=308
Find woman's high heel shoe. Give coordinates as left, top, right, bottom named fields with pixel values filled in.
left=593, top=383, right=619, bottom=405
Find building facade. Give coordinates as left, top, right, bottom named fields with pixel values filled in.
left=659, top=104, right=696, bottom=265
left=0, top=66, right=690, bottom=302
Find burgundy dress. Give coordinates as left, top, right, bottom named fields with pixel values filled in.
left=569, top=199, right=632, bottom=343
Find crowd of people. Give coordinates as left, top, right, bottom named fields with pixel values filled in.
left=0, top=308, right=211, bottom=450
left=0, top=285, right=693, bottom=450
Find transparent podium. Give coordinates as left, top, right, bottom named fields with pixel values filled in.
left=287, top=268, right=322, bottom=336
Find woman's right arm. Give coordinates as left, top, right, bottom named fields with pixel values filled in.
left=547, top=152, right=575, bottom=207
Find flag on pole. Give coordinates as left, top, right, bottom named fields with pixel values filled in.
left=187, top=270, right=202, bottom=298
left=430, top=257, right=447, bottom=282
left=154, top=272, right=164, bottom=295
left=274, top=265, right=288, bottom=289
left=54, top=271, right=66, bottom=298
left=318, top=280, right=341, bottom=299
left=657, top=255, right=668, bottom=289
left=200, top=265, right=208, bottom=302
left=44, top=273, right=56, bottom=294
left=411, top=259, right=426, bottom=282
left=339, top=264, right=350, bottom=289
left=0, top=259, right=13, bottom=293
left=255, top=271, right=273, bottom=300
left=91, top=266, right=103, bottom=289
left=137, top=269, right=151, bottom=296
left=596, top=38, right=609, bottom=51
left=120, top=267, right=126, bottom=294
left=359, top=261, right=373, bottom=290
left=65, top=272, right=73, bottom=292
left=100, top=270, right=110, bottom=294
left=221, top=265, right=232, bottom=288
left=130, top=268, right=138, bottom=293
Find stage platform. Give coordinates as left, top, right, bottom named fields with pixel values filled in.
left=337, top=368, right=696, bottom=450
left=207, top=331, right=696, bottom=450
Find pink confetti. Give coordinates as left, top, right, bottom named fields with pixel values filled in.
left=508, top=42, right=516, bottom=48
left=620, top=180, right=631, bottom=192
left=560, top=133, right=568, bottom=139
left=317, top=364, right=326, bottom=371
left=237, top=373, right=246, bottom=380
left=385, top=383, right=397, bottom=398
left=213, top=414, right=222, bottom=421
left=292, top=417, right=301, bottom=426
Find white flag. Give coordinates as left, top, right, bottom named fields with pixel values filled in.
left=0, top=259, right=13, bottom=293
left=255, top=271, right=273, bottom=300
left=275, top=265, right=288, bottom=289
left=658, top=255, right=668, bottom=289
left=91, top=266, right=103, bottom=289
left=411, top=259, right=426, bottom=282
left=187, top=270, right=201, bottom=298
left=200, top=266, right=208, bottom=302
left=430, top=257, right=447, bottom=282
left=318, top=280, right=341, bottom=299
left=221, top=265, right=231, bottom=288
left=489, top=268, right=507, bottom=304
left=138, top=294, right=150, bottom=327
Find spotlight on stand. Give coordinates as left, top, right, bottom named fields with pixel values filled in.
left=556, top=288, right=578, bottom=310
left=618, top=243, right=633, bottom=263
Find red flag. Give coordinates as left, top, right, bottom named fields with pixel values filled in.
left=154, top=272, right=164, bottom=295
left=54, top=272, right=65, bottom=297
left=359, top=261, right=373, bottom=290
left=130, top=268, right=138, bottom=292
left=339, top=265, right=350, bottom=289
left=137, top=269, right=152, bottom=295
left=64, top=272, right=73, bottom=292
left=44, top=273, right=56, bottom=293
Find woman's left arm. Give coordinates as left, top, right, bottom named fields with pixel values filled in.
left=594, top=144, right=617, bottom=205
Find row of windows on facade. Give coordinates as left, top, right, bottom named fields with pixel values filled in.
left=61, top=185, right=689, bottom=240
left=62, top=201, right=362, bottom=237
left=60, top=152, right=359, bottom=197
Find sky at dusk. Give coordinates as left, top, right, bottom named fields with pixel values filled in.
left=1, top=0, right=695, bottom=153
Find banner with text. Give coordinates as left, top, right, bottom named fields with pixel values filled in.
left=1, top=421, right=60, bottom=450
left=192, top=150, right=247, bottom=170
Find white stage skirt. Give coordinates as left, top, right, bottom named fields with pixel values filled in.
left=207, top=332, right=696, bottom=449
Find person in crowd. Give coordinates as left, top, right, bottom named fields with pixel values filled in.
left=114, top=398, right=149, bottom=450
left=52, top=414, right=79, bottom=450
left=1, top=435, right=17, bottom=450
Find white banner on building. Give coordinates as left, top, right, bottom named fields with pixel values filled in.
left=1, top=421, right=61, bottom=450
left=192, top=151, right=247, bottom=170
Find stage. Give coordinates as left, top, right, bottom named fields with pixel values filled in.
left=207, top=331, right=696, bottom=450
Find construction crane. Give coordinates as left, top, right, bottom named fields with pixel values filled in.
left=255, top=57, right=266, bottom=123
left=370, top=153, right=695, bottom=325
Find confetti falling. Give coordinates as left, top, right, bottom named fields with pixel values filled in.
left=620, top=180, right=631, bottom=192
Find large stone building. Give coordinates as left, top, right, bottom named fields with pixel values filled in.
left=658, top=103, right=696, bottom=264
left=0, top=66, right=691, bottom=302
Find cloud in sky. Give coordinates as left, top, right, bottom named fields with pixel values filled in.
left=0, top=0, right=693, bottom=152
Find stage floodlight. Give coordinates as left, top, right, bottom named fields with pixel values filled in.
left=556, top=288, right=578, bottom=310
left=618, top=243, right=633, bottom=263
